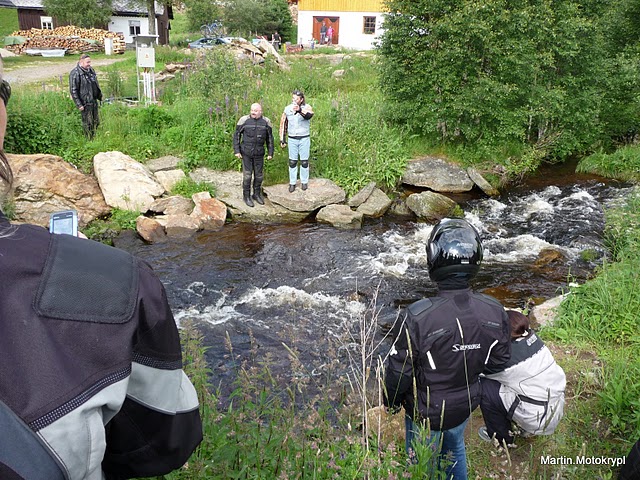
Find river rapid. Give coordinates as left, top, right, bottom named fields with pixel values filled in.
left=115, top=166, right=632, bottom=399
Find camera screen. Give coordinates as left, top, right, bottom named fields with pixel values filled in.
left=53, top=217, right=74, bottom=235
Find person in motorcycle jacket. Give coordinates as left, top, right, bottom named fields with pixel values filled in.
left=384, top=218, right=511, bottom=479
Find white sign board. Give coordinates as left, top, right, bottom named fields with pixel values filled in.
left=137, top=47, right=155, bottom=68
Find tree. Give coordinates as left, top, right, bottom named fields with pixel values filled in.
left=378, top=0, right=609, bottom=159
left=43, top=0, right=112, bottom=28
left=263, top=0, right=293, bottom=42
left=223, top=0, right=266, bottom=36
left=183, top=0, right=221, bottom=32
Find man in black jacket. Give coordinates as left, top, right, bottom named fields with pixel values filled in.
left=384, top=218, right=511, bottom=479
left=233, top=103, right=274, bottom=207
left=0, top=69, right=202, bottom=480
left=69, top=54, right=103, bottom=139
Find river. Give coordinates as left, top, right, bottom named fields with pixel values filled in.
left=115, top=166, right=632, bottom=398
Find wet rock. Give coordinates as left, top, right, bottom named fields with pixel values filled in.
left=149, top=195, right=193, bottom=215
left=164, top=213, right=201, bottom=236
left=467, top=167, right=500, bottom=196
left=405, top=191, right=458, bottom=221
left=535, top=248, right=567, bottom=267
left=316, top=204, right=363, bottom=229
left=7, top=153, right=110, bottom=227
left=402, top=156, right=474, bottom=193
left=94, top=151, right=165, bottom=212
left=136, top=216, right=167, bottom=243
left=146, top=155, right=182, bottom=173
left=265, top=179, right=346, bottom=213
left=155, top=169, right=186, bottom=192
left=356, top=187, right=392, bottom=218
left=190, top=192, right=227, bottom=229
left=348, top=181, right=376, bottom=207
left=389, top=198, right=415, bottom=218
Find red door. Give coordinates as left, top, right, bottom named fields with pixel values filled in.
left=313, top=16, right=339, bottom=45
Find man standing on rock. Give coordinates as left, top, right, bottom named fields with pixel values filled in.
left=69, top=54, right=103, bottom=139
left=234, top=103, right=274, bottom=207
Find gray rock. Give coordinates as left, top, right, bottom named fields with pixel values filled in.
left=531, top=294, right=567, bottom=327
left=348, top=181, right=376, bottom=207
left=356, top=188, right=392, bottom=218
left=316, top=204, right=363, bottom=229
left=264, top=179, right=346, bottom=213
left=94, top=151, right=165, bottom=212
left=389, top=198, right=415, bottom=218
left=467, top=167, right=499, bottom=197
left=136, top=216, right=167, bottom=243
left=165, top=213, right=201, bottom=236
left=402, top=157, right=474, bottom=192
left=405, top=191, right=458, bottom=221
left=190, top=192, right=227, bottom=229
left=146, top=155, right=183, bottom=173
left=155, top=169, right=186, bottom=192
left=149, top=196, right=194, bottom=215
left=189, top=168, right=308, bottom=222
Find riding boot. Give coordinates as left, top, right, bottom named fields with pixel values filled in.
left=243, top=193, right=254, bottom=207
left=252, top=189, right=265, bottom=205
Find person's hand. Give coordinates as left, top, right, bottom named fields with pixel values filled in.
left=235, top=153, right=242, bottom=159
left=293, top=104, right=300, bottom=112
left=78, top=106, right=85, bottom=111
left=280, top=142, right=287, bottom=148
left=267, top=155, right=272, bottom=160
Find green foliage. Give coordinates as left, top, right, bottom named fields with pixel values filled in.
left=0, top=7, right=19, bottom=40
left=577, top=146, right=640, bottom=183
left=83, top=208, right=139, bottom=244
left=43, top=0, right=113, bottom=28
left=182, top=0, right=221, bottom=33
left=263, top=0, right=294, bottom=42
left=378, top=0, right=611, bottom=160
left=170, top=178, right=216, bottom=198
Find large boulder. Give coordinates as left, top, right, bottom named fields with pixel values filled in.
left=348, top=181, right=376, bottom=207
left=265, top=179, right=346, bottom=212
left=316, top=204, right=363, bottom=229
left=7, top=153, right=110, bottom=227
left=94, top=151, right=165, bottom=212
left=356, top=188, right=392, bottom=218
left=467, top=167, right=500, bottom=196
left=190, top=191, right=227, bottom=229
left=189, top=168, right=308, bottom=222
left=402, top=157, right=474, bottom=193
left=405, top=191, right=459, bottom=221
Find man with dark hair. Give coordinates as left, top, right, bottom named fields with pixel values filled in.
left=234, top=103, right=274, bottom=207
left=69, top=53, right=102, bottom=139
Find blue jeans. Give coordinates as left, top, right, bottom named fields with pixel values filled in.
left=288, top=136, right=310, bottom=185
left=405, top=416, right=469, bottom=479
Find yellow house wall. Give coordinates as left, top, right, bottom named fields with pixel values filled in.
left=298, top=0, right=384, bottom=12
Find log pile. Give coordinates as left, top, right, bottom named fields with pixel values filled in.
left=5, top=27, right=125, bottom=55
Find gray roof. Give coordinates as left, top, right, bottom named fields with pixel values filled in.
left=7, top=0, right=165, bottom=15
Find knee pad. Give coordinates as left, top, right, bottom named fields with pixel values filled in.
left=289, top=159, right=298, bottom=168
left=300, top=160, right=309, bottom=169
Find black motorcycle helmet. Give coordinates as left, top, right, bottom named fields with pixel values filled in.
left=426, top=218, right=483, bottom=283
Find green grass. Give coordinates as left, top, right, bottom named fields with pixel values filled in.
left=0, top=7, right=18, bottom=41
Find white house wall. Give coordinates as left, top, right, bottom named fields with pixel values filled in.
left=298, top=10, right=384, bottom=50
left=108, top=16, right=158, bottom=44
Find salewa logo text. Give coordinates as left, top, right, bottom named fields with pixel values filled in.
left=452, top=343, right=481, bottom=352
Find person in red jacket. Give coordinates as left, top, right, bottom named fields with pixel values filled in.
left=0, top=68, right=202, bottom=480
left=384, top=218, right=511, bottom=479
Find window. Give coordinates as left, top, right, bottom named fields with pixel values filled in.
left=129, top=20, right=141, bottom=36
left=40, top=16, right=53, bottom=30
left=363, top=16, right=376, bottom=35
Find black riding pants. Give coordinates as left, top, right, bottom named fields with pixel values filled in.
left=242, top=154, right=264, bottom=195
left=479, top=377, right=515, bottom=445
left=81, top=103, right=100, bottom=139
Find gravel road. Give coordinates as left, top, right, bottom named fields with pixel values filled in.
left=3, top=57, right=124, bottom=86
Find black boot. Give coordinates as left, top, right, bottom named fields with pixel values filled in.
left=243, top=193, right=254, bottom=207
left=252, top=190, right=265, bottom=205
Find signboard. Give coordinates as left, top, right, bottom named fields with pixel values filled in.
left=137, top=47, right=155, bottom=68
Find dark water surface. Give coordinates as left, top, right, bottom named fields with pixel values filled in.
left=116, top=166, right=632, bottom=396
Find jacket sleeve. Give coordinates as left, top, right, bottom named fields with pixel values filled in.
left=68, top=69, right=82, bottom=108
left=383, top=315, right=415, bottom=410
left=485, top=308, right=512, bottom=373
left=101, top=261, right=203, bottom=479
left=300, top=104, right=314, bottom=120
left=279, top=111, right=288, bottom=144
left=233, top=118, right=245, bottom=154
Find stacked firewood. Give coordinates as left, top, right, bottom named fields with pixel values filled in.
left=5, top=27, right=125, bottom=55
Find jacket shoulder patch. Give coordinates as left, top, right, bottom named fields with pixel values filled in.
left=407, top=298, right=433, bottom=316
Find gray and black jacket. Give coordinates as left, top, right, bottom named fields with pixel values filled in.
left=0, top=214, right=202, bottom=480
left=384, top=288, right=511, bottom=430
left=69, top=64, right=102, bottom=108
left=233, top=115, right=274, bottom=159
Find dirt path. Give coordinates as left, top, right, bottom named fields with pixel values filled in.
left=3, top=57, right=125, bottom=86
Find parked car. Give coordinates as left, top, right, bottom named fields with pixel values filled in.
left=188, top=37, right=226, bottom=49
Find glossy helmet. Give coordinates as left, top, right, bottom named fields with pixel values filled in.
left=426, top=218, right=483, bottom=282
